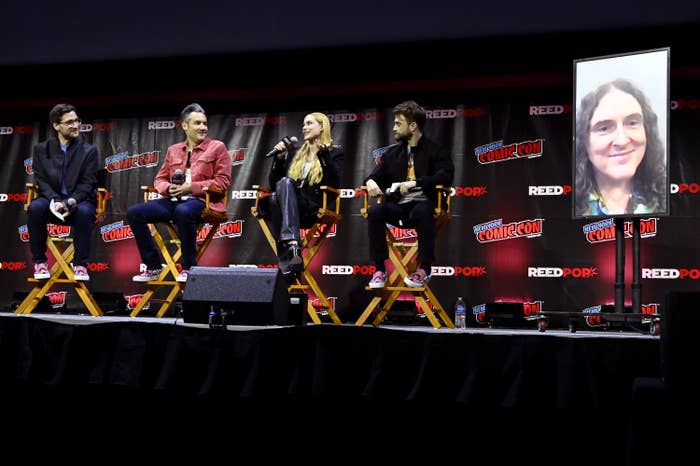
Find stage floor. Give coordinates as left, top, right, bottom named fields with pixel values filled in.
left=1, top=311, right=658, bottom=340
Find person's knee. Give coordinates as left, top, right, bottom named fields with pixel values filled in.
left=367, top=204, right=387, bottom=222
left=126, top=204, right=142, bottom=223
left=74, top=203, right=95, bottom=220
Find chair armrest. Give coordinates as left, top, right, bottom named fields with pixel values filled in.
left=95, top=188, right=109, bottom=224
left=140, top=185, right=158, bottom=203
left=319, top=185, right=341, bottom=214
left=24, top=183, right=39, bottom=212
left=434, top=185, right=451, bottom=214
left=251, top=185, right=272, bottom=218
left=202, top=186, right=227, bottom=210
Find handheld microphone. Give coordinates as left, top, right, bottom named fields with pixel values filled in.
left=171, top=169, right=185, bottom=201
left=66, top=198, right=77, bottom=211
left=265, top=136, right=298, bottom=158
left=385, top=186, right=422, bottom=196
left=171, top=169, right=185, bottom=185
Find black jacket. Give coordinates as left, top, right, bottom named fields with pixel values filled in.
left=365, top=136, right=453, bottom=205
left=32, top=137, right=98, bottom=204
left=269, top=145, right=344, bottom=212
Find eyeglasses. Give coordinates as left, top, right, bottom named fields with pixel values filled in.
left=59, top=118, right=82, bottom=127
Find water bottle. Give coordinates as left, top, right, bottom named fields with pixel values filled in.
left=454, top=297, right=466, bottom=329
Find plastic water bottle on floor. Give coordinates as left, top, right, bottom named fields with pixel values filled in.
left=454, top=297, right=466, bottom=329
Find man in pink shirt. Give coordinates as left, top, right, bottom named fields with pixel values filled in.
left=127, top=103, right=231, bottom=283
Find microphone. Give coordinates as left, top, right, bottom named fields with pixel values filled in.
left=265, top=136, right=298, bottom=158
left=385, top=186, right=422, bottom=196
left=66, top=198, right=77, bottom=211
left=171, top=169, right=185, bottom=185
left=171, top=169, right=185, bottom=201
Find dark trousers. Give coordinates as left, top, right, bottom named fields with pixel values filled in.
left=367, top=200, right=435, bottom=272
left=27, top=197, right=96, bottom=266
left=126, top=198, right=205, bottom=270
left=268, top=177, right=320, bottom=249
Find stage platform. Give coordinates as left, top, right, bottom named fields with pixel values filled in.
left=0, top=311, right=670, bottom=464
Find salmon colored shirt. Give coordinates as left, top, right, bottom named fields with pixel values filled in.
left=154, top=137, right=231, bottom=212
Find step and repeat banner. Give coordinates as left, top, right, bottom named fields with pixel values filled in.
left=1, top=90, right=699, bottom=321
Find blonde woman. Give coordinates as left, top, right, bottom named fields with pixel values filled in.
left=266, top=112, right=344, bottom=278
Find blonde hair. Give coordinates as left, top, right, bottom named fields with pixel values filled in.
left=287, top=112, right=332, bottom=186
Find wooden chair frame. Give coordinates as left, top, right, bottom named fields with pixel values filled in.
left=16, top=182, right=109, bottom=317
left=251, top=184, right=342, bottom=324
left=129, top=186, right=228, bottom=318
left=354, top=185, right=454, bottom=329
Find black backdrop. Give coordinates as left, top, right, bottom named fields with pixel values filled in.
left=2, top=25, right=700, bottom=322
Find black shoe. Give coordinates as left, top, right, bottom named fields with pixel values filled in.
left=278, top=242, right=303, bottom=277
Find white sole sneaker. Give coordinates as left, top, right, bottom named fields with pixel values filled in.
left=368, top=281, right=386, bottom=289
left=133, top=275, right=159, bottom=282
left=404, top=275, right=431, bottom=288
left=34, top=273, right=50, bottom=280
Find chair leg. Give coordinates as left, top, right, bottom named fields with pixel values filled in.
left=17, top=239, right=104, bottom=316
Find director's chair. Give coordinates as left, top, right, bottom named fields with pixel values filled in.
left=15, top=170, right=109, bottom=316
left=354, top=185, right=454, bottom=329
left=251, top=184, right=342, bottom=324
left=129, top=185, right=228, bottom=318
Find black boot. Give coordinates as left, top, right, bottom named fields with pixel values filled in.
left=278, top=241, right=303, bottom=278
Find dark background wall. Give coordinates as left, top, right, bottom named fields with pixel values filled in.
left=2, top=2, right=700, bottom=119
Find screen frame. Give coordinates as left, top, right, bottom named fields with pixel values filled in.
left=572, top=47, right=670, bottom=220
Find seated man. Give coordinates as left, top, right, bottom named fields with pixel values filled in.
left=364, top=100, right=454, bottom=288
left=126, top=103, right=231, bottom=283
left=27, top=103, right=98, bottom=281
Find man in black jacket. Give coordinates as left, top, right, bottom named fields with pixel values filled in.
left=28, top=103, right=98, bottom=281
left=364, top=101, right=454, bottom=288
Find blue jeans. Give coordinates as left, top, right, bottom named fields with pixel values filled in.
left=27, top=197, right=96, bottom=266
left=126, top=198, right=205, bottom=270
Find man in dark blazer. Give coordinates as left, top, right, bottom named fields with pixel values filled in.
left=364, top=100, right=454, bottom=288
left=28, top=103, right=98, bottom=281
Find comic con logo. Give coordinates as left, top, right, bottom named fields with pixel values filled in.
left=388, top=225, right=417, bottom=240
left=0, top=261, right=27, bottom=271
left=100, top=221, right=134, bottom=242
left=234, top=115, right=287, bottom=126
left=0, top=125, right=33, bottom=135
left=310, top=296, right=337, bottom=314
left=18, top=224, right=70, bottom=242
left=580, top=304, right=658, bottom=326
left=197, top=220, right=244, bottom=242
left=475, top=139, right=544, bottom=165
left=300, top=223, right=336, bottom=239
left=473, top=218, right=543, bottom=243
left=452, top=186, right=488, bottom=197
left=105, top=151, right=160, bottom=173
left=24, top=158, right=33, bottom=174
left=46, top=291, right=67, bottom=309
left=0, top=193, right=27, bottom=203
left=230, top=148, right=246, bottom=166
left=473, top=301, right=544, bottom=324
left=583, top=218, right=658, bottom=244
left=371, top=144, right=396, bottom=165
left=125, top=294, right=150, bottom=311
